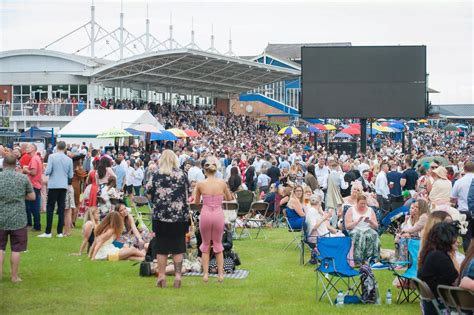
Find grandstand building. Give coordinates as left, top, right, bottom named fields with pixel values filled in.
left=0, top=3, right=349, bottom=131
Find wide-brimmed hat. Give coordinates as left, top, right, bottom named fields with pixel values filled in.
left=433, top=166, right=448, bottom=179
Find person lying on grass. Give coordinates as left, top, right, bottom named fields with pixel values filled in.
left=89, top=212, right=145, bottom=261
left=71, top=207, right=100, bottom=256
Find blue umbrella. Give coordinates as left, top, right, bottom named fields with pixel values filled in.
left=366, top=128, right=381, bottom=135
left=389, top=122, right=405, bottom=129
left=307, top=126, right=321, bottom=133
left=334, top=132, right=353, bottom=139
left=150, top=130, right=178, bottom=141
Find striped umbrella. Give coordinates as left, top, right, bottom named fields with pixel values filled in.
left=184, top=129, right=201, bottom=137
left=167, top=128, right=188, bottom=138
left=278, top=126, right=302, bottom=135
left=324, top=124, right=337, bottom=131
left=312, top=124, right=328, bottom=131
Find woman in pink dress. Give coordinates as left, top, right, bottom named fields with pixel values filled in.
left=195, top=158, right=233, bottom=283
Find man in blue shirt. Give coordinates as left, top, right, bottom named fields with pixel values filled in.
left=387, top=162, right=403, bottom=196
left=38, top=141, right=73, bottom=238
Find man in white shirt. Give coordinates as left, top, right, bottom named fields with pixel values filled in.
left=188, top=161, right=205, bottom=183
left=252, top=155, right=264, bottom=174
left=315, top=157, right=329, bottom=190
left=451, top=161, right=474, bottom=251
left=375, top=162, right=390, bottom=213
left=357, top=157, right=370, bottom=174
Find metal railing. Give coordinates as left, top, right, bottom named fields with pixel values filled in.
left=0, top=103, right=86, bottom=118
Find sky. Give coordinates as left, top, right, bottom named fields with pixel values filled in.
left=0, top=0, right=472, bottom=105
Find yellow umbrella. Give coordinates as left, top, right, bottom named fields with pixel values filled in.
left=418, top=119, right=428, bottom=123
left=166, top=128, right=188, bottom=138
left=278, top=126, right=302, bottom=135
left=324, top=124, right=336, bottom=131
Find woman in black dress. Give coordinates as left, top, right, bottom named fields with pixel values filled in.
left=148, top=150, right=190, bottom=289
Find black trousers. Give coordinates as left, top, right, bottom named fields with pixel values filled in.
left=45, top=188, right=67, bottom=234
left=461, top=211, right=473, bottom=252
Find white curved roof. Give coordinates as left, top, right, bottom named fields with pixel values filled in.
left=0, top=49, right=109, bottom=68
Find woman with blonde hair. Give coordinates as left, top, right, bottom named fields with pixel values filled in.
left=195, top=156, right=234, bottom=283
left=89, top=212, right=144, bottom=261
left=72, top=207, right=100, bottom=256
left=148, top=150, right=190, bottom=288
left=284, top=185, right=306, bottom=230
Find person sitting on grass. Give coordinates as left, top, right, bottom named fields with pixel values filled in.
left=72, top=207, right=100, bottom=256
left=344, top=194, right=380, bottom=263
left=114, top=204, right=148, bottom=249
left=89, top=212, right=145, bottom=261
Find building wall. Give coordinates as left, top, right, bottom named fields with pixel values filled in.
left=215, top=98, right=230, bottom=115
left=0, top=85, right=12, bottom=103
left=230, top=98, right=290, bottom=123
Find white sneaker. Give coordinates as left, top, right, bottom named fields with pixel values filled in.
left=56, top=233, right=64, bottom=238
left=37, top=233, right=52, bottom=238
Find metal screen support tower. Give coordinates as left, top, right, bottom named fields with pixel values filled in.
left=360, top=118, right=367, bottom=153
left=169, top=13, right=173, bottom=49
left=186, top=17, right=201, bottom=50
left=225, top=28, right=237, bottom=57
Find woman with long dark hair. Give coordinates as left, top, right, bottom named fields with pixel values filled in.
left=245, top=166, right=256, bottom=191
left=228, top=166, right=242, bottom=193
left=418, top=222, right=459, bottom=314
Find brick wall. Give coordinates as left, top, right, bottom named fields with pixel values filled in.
left=215, top=98, right=230, bottom=115
left=0, top=85, right=12, bottom=104
left=230, top=98, right=290, bottom=123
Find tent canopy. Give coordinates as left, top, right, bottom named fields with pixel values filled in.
left=58, top=110, right=164, bottom=138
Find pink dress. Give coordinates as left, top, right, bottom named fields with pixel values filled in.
left=199, top=195, right=225, bottom=253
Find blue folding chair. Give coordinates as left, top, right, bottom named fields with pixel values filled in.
left=315, top=237, right=360, bottom=305
left=393, top=239, right=421, bottom=304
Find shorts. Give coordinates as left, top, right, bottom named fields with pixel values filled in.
left=125, top=185, right=133, bottom=194
left=0, top=227, right=28, bottom=252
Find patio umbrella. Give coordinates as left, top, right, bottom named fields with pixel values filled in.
left=389, top=122, right=405, bottom=129
left=312, top=124, right=328, bottom=131
left=444, top=124, right=459, bottom=132
left=184, top=129, right=201, bottom=137
left=278, top=126, right=302, bottom=135
left=334, top=132, right=353, bottom=139
left=340, top=127, right=360, bottom=135
left=407, top=120, right=417, bottom=124
left=150, top=130, right=179, bottom=141
left=456, top=124, right=469, bottom=130
left=381, top=122, right=390, bottom=127
left=366, top=128, right=381, bottom=135
left=167, top=128, right=189, bottom=138
left=418, top=119, right=428, bottom=123
left=324, top=124, right=337, bottom=131
left=307, top=126, right=321, bottom=133
left=297, top=126, right=309, bottom=133
left=124, top=128, right=144, bottom=136
left=377, top=118, right=387, bottom=122
left=349, top=123, right=360, bottom=128
left=97, top=127, right=132, bottom=138
left=132, top=124, right=162, bottom=133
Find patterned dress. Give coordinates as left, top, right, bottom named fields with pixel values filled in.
left=149, top=169, right=190, bottom=254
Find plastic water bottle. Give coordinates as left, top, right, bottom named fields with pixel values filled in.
left=386, top=289, right=392, bottom=305
left=336, top=291, right=344, bottom=307
left=375, top=283, right=382, bottom=305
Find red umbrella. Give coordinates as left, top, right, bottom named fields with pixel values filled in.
left=313, top=124, right=328, bottom=131
left=349, top=123, right=360, bottom=128
left=382, top=122, right=390, bottom=127
left=341, top=127, right=360, bottom=135
left=184, top=129, right=201, bottom=137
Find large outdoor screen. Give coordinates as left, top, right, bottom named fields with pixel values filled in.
left=301, top=46, right=427, bottom=119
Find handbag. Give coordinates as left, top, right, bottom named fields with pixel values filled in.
left=139, top=262, right=155, bottom=277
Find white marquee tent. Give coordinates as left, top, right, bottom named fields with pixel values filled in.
left=57, top=109, right=164, bottom=147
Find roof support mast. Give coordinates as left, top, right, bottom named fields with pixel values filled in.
left=145, top=4, right=150, bottom=52
left=120, top=0, right=124, bottom=59
left=91, top=0, right=95, bottom=58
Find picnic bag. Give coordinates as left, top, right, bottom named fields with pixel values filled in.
left=359, top=264, right=378, bottom=304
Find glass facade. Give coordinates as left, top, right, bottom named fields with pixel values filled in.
left=11, top=84, right=88, bottom=105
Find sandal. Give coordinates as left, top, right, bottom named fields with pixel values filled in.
left=156, top=277, right=166, bottom=288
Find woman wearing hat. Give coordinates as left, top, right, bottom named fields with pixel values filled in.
left=429, top=166, right=452, bottom=209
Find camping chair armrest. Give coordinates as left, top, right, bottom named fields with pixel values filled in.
left=315, top=256, right=337, bottom=272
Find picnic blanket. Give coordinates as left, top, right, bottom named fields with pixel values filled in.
left=183, top=269, right=249, bottom=280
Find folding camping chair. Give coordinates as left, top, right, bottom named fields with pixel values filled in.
left=412, top=278, right=443, bottom=314
left=282, top=209, right=303, bottom=250
left=392, top=239, right=421, bottom=304
left=222, top=201, right=239, bottom=239
left=132, top=196, right=152, bottom=230
left=449, top=286, right=474, bottom=314
left=437, top=285, right=459, bottom=314
left=315, top=236, right=361, bottom=305
left=240, top=201, right=269, bottom=240
left=378, top=205, right=409, bottom=236
left=236, top=190, right=254, bottom=216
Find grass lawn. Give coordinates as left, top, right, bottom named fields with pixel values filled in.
left=0, top=214, right=420, bottom=314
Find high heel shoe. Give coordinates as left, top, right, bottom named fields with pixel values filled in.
left=156, top=277, right=166, bottom=288
left=173, top=279, right=182, bottom=288
left=203, top=274, right=209, bottom=283
left=217, top=274, right=224, bottom=283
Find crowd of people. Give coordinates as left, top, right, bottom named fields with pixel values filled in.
left=0, top=105, right=473, bottom=310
